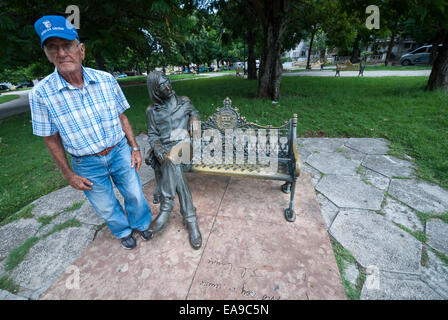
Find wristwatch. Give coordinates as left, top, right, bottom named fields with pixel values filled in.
left=132, top=147, right=140, bottom=152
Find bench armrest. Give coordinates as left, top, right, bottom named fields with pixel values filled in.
left=292, top=139, right=301, bottom=177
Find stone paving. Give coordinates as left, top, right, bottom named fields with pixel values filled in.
left=1, top=135, right=447, bottom=300
left=298, top=137, right=448, bottom=299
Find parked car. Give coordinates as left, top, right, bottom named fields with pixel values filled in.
left=114, top=74, right=128, bottom=79
left=16, top=81, right=34, bottom=88
left=399, top=44, right=443, bottom=66
left=0, top=82, right=13, bottom=90
left=0, top=84, right=9, bottom=91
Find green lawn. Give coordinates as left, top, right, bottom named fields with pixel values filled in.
left=116, top=73, right=207, bottom=84
left=0, top=94, right=19, bottom=104
left=0, top=75, right=447, bottom=224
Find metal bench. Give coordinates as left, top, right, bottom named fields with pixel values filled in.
left=187, top=97, right=301, bottom=222
left=335, top=61, right=365, bottom=77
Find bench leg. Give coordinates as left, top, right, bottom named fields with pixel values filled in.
left=284, top=178, right=297, bottom=222
left=281, top=182, right=291, bottom=194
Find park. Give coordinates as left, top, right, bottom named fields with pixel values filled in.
left=0, top=0, right=448, bottom=304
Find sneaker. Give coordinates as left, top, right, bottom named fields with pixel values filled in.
left=120, top=234, right=136, bottom=250
left=139, top=229, right=153, bottom=241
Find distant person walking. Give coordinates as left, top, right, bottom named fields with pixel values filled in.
left=29, top=15, right=152, bottom=250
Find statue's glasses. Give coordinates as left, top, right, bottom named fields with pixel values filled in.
left=157, top=79, right=171, bottom=89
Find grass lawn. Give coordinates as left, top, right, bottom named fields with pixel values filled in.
left=0, top=94, right=19, bottom=104
left=116, top=73, right=207, bottom=85
left=0, top=75, right=447, bottom=224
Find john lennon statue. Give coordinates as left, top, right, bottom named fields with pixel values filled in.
left=145, top=71, right=202, bottom=249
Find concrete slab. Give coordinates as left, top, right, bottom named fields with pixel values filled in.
left=316, top=175, right=384, bottom=210
left=426, top=219, right=448, bottom=256
left=362, top=155, right=415, bottom=178
left=381, top=197, right=423, bottom=232
left=0, top=218, right=41, bottom=260
left=361, top=276, right=442, bottom=300
left=216, top=173, right=322, bottom=224
left=345, top=138, right=389, bottom=155
left=10, top=227, right=95, bottom=299
left=336, top=145, right=366, bottom=164
left=421, top=249, right=448, bottom=299
left=40, top=172, right=344, bottom=300
left=306, top=152, right=359, bottom=176
left=300, top=138, right=347, bottom=153
left=41, top=214, right=216, bottom=300
left=302, top=164, right=322, bottom=186
left=330, top=209, right=422, bottom=274
left=316, top=193, right=339, bottom=230
left=30, top=185, right=86, bottom=218
left=388, top=179, right=448, bottom=214
left=344, top=263, right=359, bottom=287
left=0, top=289, right=28, bottom=300
left=187, top=216, right=344, bottom=300
left=356, top=166, right=390, bottom=191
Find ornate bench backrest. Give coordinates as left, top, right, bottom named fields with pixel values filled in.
left=199, top=97, right=296, bottom=162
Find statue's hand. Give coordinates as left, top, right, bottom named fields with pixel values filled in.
left=153, top=142, right=166, bottom=163
left=156, top=149, right=166, bottom=163
left=189, top=117, right=199, bottom=137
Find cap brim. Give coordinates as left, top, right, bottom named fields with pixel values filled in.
left=41, top=32, right=78, bottom=47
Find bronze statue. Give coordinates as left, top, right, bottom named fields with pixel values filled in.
left=145, top=71, right=202, bottom=249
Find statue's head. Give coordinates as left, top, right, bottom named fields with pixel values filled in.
left=147, top=71, right=174, bottom=105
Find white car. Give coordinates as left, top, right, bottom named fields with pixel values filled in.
left=399, top=44, right=443, bottom=66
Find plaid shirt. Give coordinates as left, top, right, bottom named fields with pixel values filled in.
left=29, top=66, right=130, bottom=156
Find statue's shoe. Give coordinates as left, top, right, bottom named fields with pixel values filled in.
left=185, top=220, right=202, bottom=250
left=149, top=210, right=170, bottom=234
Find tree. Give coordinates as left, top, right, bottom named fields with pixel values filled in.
left=247, top=0, right=296, bottom=100
left=0, top=0, right=191, bottom=75
left=420, top=1, right=448, bottom=91
left=217, top=0, right=262, bottom=80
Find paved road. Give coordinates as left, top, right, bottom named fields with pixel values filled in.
left=283, top=69, right=431, bottom=77
left=0, top=90, right=31, bottom=120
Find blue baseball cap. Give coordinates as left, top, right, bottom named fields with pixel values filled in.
left=34, top=15, right=79, bottom=47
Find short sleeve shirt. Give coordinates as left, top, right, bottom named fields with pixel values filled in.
left=29, top=66, right=130, bottom=156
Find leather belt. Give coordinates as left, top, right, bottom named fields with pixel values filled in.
left=94, top=144, right=117, bottom=156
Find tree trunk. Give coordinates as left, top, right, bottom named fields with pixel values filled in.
left=93, top=49, right=106, bottom=71
left=257, top=18, right=288, bottom=100
left=306, top=27, right=317, bottom=70
left=385, top=23, right=398, bottom=66
left=247, top=29, right=257, bottom=80
left=426, top=32, right=448, bottom=91
left=350, top=34, right=361, bottom=63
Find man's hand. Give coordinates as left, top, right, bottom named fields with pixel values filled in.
left=131, top=150, right=142, bottom=170
left=67, top=173, right=93, bottom=190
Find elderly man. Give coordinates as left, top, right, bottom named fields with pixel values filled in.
left=30, top=15, right=152, bottom=250
left=145, top=71, right=202, bottom=249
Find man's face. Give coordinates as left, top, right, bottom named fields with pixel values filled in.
left=43, top=37, right=85, bottom=74
left=156, top=76, right=173, bottom=100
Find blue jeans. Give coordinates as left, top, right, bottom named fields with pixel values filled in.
left=71, top=137, right=151, bottom=239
